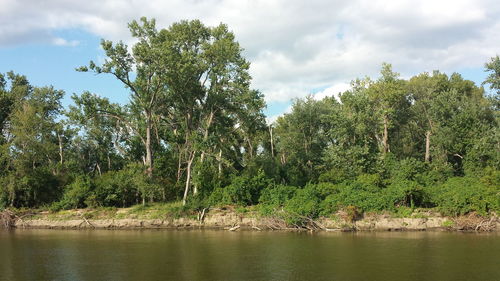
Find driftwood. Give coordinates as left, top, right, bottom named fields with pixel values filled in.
left=251, top=225, right=262, bottom=231
left=453, top=213, right=497, bottom=232
left=197, top=208, right=208, bottom=223
left=1, top=210, right=35, bottom=229
left=228, top=225, right=240, bottom=231
left=78, top=214, right=95, bottom=228
left=1, top=210, right=15, bottom=228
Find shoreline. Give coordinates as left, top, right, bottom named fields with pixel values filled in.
left=3, top=208, right=498, bottom=232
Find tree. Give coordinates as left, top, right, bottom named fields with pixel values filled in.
left=0, top=73, right=66, bottom=207
left=367, top=64, right=409, bottom=156
left=484, top=55, right=500, bottom=94
left=157, top=20, right=263, bottom=204
left=274, top=96, right=331, bottom=185
left=78, top=17, right=167, bottom=177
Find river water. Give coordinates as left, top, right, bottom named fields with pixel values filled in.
left=1, top=229, right=499, bottom=281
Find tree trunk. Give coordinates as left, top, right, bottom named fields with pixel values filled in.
left=269, top=126, right=274, bottom=158
left=217, top=148, right=223, bottom=176
left=58, top=133, right=64, bottom=165
left=145, top=116, right=153, bottom=177
left=382, top=115, right=390, bottom=154
left=194, top=151, right=205, bottom=196
left=425, top=130, right=431, bottom=162
left=193, top=110, right=214, bottom=196
left=183, top=151, right=195, bottom=205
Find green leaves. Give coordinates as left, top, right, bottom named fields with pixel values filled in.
left=483, top=55, right=500, bottom=94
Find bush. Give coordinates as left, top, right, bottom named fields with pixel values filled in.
left=259, top=184, right=297, bottom=207
left=382, top=180, right=426, bottom=210
left=320, top=182, right=385, bottom=215
left=284, top=184, right=322, bottom=224
left=209, top=171, right=271, bottom=206
left=91, top=164, right=162, bottom=207
left=51, top=175, right=93, bottom=210
left=428, top=176, right=499, bottom=216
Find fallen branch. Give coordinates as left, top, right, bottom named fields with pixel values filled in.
left=228, top=225, right=240, bottom=231
left=79, top=214, right=95, bottom=229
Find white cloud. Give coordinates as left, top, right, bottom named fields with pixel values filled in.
left=53, top=37, right=79, bottom=47
left=1, top=0, right=499, bottom=105
left=314, top=83, right=351, bottom=101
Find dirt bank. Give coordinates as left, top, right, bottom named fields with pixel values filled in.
left=3, top=208, right=498, bottom=232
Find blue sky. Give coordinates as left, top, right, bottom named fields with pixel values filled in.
left=0, top=0, right=498, bottom=121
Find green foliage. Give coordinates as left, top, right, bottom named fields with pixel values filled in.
left=320, top=183, right=385, bottom=214
left=209, top=171, right=271, bottom=206
left=283, top=184, right=322, bottom=224
left=382, top=180, right=426, bottom=209
left=51, top=175, right=93, bottom=211
left=90, top=164, right=162, bottom=208
left=258, top=184, right=297, bottom=215
left=0, top=22, right=498, bottom=220
left=428, top=176, right=499, bottom=216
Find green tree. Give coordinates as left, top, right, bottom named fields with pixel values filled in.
left=484, top=55, right=500, bottom=94
left=78, top=17, right=167, bottom=177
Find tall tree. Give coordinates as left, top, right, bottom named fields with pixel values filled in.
left=157, top=20, right=262, bottom=203
left=484, top=55, right=500, bottom=94
left=78, top=17, right=166, bottom=176
left=368, top=63, right=409, bottom=156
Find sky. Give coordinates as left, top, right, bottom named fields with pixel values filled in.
left=1, top=0, right=499, bottom=122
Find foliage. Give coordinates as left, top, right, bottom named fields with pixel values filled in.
left=51, top=175, right=93, bottom=211
left=427, top=176, right=499, bottom=216
left=0, top=20, right=498, bottom=220
left=209, top=171, right=271, bottom=206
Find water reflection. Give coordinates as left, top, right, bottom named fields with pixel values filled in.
left=1, top=230, right=499, bottom=281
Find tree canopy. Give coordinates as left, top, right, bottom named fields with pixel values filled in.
left=0, top=19, right=498, bottom=220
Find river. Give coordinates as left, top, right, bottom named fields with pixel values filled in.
left=1, top=229, right=499, bottom=281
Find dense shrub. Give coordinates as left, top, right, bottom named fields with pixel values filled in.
left=259, top=184, right=297, bottom=207
left=284, top=184, right=322, bottom=224
left=382, top=180, right=426, bottom=210
left=208, top=171, right=271, bottom=206
left=0, top=169, right=61, bottom=208
left=91, top=164, right=162, bottom=207
left=320, top=182, right=385, bottom=215
left=428, top=176, right=499, bottom=216
left=51, top=175, right=93, bottom=210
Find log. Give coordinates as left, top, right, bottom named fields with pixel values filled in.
left=228, top=225, right=240, bottom=231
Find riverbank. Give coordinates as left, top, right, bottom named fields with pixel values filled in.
left=2, top=204, right=498, bottom=232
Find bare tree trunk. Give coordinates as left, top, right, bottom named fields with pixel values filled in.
left=425, top=130, right=431, bottom=162
left=382, top=115, right=390, bottom=154
left=58, top=133, right=63, bottom=165
left=247, top=138, right=254, bottom=159
left=145, top=116, right=153, bottom=177
left=194, top=151, right=205, bottom=196
left=96, top=163, right=102, bottom=176
left=193, top=110, right=214, bottom=196
left=183, top=151, right=195, bottom=205
left=269, top=126, right=274, bottom=158
left=217, top=148, right=223, bottom=176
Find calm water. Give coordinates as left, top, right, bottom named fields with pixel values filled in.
left=0, top=229, right=499, bottom=281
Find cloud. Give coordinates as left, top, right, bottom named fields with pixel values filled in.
left=314, top=83, right=351, bottom=101
left=53, top=37, right=80, bottom=47
left=1, top=0, right=499, bottom=104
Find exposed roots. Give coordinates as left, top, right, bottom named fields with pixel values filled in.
left=1, top=210, right=16, bottom=228
left=258, top=215, right=325, bottom=231
left=0, top=210, right=35, bottom=229
left=453, top=213, right=498, bottom=232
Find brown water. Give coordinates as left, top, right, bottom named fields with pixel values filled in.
left=0, top=229, right=499, bottom=281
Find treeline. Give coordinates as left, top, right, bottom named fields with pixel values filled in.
left=0, top=18, right=498, bottom=220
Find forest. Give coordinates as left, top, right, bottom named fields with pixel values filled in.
left=1, top=18, right=499, bottom=225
